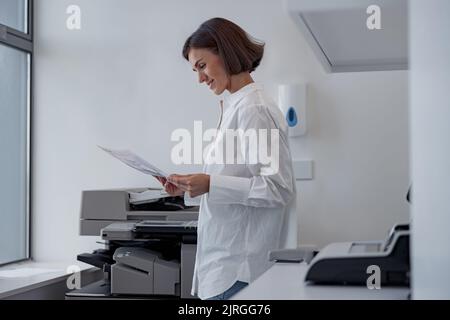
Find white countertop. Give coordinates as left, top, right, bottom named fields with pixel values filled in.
left=0, top=260, right=95, bottom=299
left=231, top=262, right=410, bottom=300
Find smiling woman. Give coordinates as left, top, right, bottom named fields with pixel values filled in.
left=155, top=17, right=297, bottom=301
left=182, top=17, right=264, bottom=94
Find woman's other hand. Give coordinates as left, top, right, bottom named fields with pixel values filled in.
left=154, top=176, right=167, bottom=186
left=153, top=175, right=184, bottom=197
left=167, top=174, right=210, bottom=198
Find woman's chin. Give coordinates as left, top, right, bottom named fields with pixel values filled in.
left=212, top=87, right=225, bottom=95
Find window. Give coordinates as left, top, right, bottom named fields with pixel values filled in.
left=0, top=0, right=28, bottom=33
left=0, top=0, right=33, bottom=265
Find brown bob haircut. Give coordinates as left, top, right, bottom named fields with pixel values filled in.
left=182, top=17, right=265, bottom=75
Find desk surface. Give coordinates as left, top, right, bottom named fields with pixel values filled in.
left=231, top=262, right=410, bottom=300
left=0, top=261, right=95, bottom=299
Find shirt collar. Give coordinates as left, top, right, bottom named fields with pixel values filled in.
left=223, top=82, right=263, bottom=108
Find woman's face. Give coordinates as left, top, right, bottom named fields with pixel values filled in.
left=188, top=48, right=229, bottom=95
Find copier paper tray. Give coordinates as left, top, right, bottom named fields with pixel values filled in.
left=304, top=224, right=410, bottom=286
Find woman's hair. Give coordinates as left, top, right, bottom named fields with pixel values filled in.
left=182, top=17, right=265, bottom=75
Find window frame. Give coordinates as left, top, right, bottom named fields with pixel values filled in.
left=0, top=0, right=33, bottom=266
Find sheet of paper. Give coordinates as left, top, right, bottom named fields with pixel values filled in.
left=98, top=145, right=168, bottom=178
left=129, top=189, right=170, bottom=204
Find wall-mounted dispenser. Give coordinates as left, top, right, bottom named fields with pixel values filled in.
left=278, top=83, right=307, bottom=137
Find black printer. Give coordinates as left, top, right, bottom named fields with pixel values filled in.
left=304, top=223, right=410, bottom=286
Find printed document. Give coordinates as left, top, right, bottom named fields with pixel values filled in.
left=98, top=145, right=168, bottom=178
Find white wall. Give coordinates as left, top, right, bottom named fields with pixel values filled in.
left=410, top=0, right=450, bottom=299
left=33, top=0, right=410, bottom=262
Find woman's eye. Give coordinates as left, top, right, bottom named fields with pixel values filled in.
left=199, top=64, right=206, bottom=70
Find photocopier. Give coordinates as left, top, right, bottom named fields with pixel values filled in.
left=65, top=188, right=199, bottom=299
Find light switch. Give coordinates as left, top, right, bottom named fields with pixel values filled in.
left=292, top=159, right=313, bottom=180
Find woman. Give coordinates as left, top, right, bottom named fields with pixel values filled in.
left=157, top=17, right=296, bottom=300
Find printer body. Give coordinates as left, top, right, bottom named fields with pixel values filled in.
left=304, top=224, right=410, bottom=286
left=70, top=188, right=199, bottom=299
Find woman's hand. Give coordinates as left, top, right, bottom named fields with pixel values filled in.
left=167, top=174, right=210, bottom=198
left=153, top=176, right=184, bottom=197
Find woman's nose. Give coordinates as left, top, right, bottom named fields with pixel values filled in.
left=198, top=72, right=207, bottom=84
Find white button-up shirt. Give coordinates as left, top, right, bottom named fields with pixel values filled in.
left=185, top=83, right=297, bottom=299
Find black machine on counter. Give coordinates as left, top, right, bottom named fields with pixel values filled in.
left=304, top=223, right=410, bottom=286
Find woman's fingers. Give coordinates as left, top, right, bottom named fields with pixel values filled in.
left=164, top=173, right=209, bottom=197
left=167, top=174, right=210, bottom=197
left=165, top=182, right=185, bottom=196
left=154, top=176, right=167, bottom=186
left=165, top=182, right=174, bottom=194
left=167, top=174, right=192, bottom=188
left=164, top=182, right=173, bottom=194
left=171, top=182, right=190, bottom=192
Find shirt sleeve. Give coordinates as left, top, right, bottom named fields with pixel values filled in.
left=184, top=192, right=202, bottom=206
left=207, top=104, right=295, bottom=208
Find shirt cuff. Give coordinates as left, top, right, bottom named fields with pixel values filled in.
left=208, top=174, right=252, bottom=204
left=184, top=192, right=201, bottom=206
